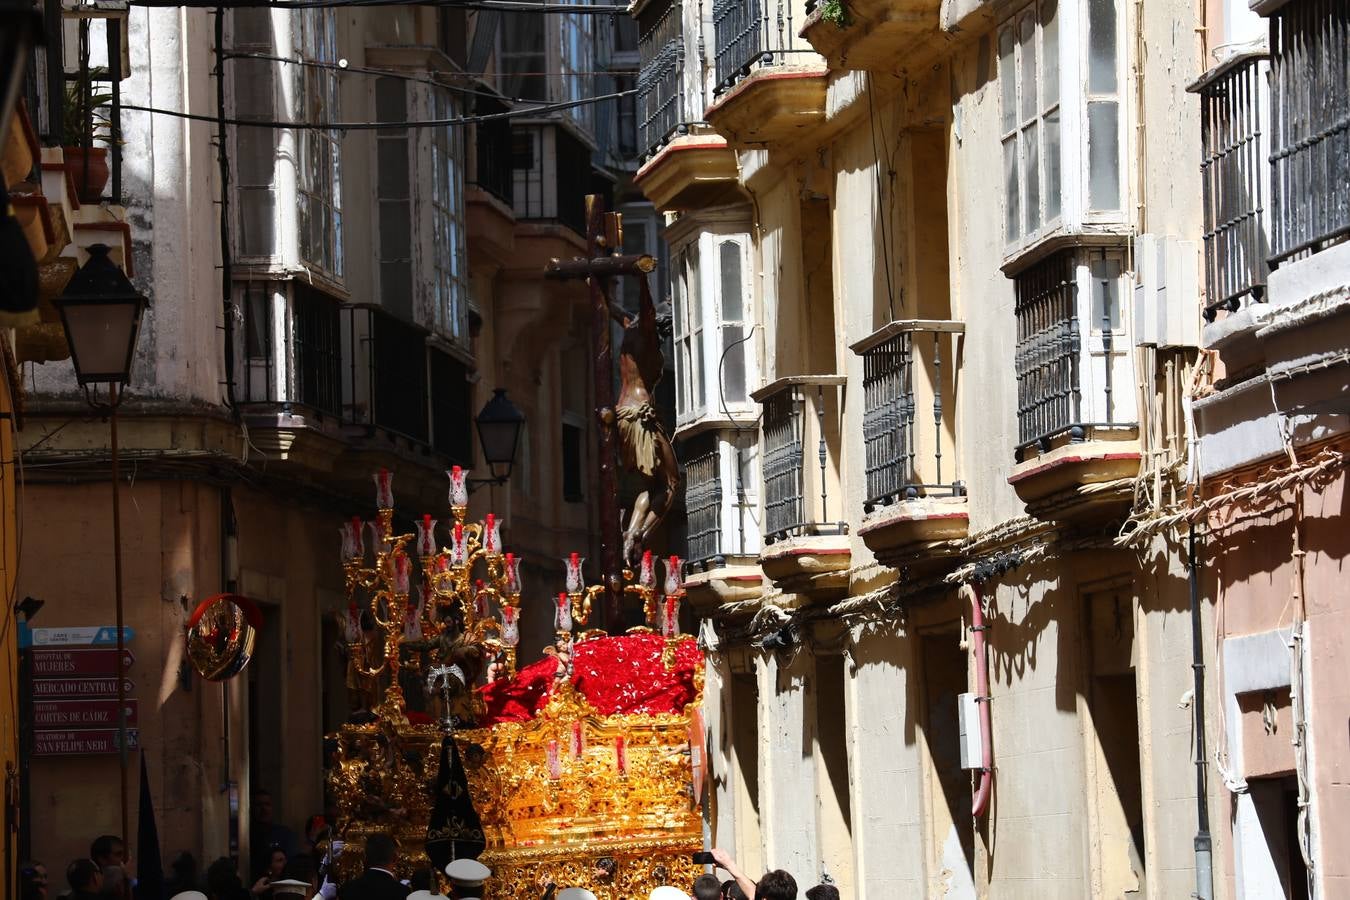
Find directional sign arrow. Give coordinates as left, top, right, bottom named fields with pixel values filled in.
left=33, top=699, right=139, bottom=728
left=33, top=728, right=140, bottom=756
left=32, top=677, right=135, bottom=698
left=30, top=648, right=135, bottom=677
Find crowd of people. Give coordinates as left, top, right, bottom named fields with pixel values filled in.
left=18, top=789, right=837, bottom=900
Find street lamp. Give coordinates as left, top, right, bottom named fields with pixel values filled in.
left=474, top=388, right=525, bottom=486
left=54, top=244, right=147, bottom=390
left=54, top=241, right=147, bottom=853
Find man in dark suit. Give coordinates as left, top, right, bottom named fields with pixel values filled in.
left=338, top=834, right=408, bottom=900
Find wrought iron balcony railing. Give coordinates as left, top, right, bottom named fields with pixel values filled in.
left=513, top=124, right=591, bottom=237
left=1269, top=0, right=1350, bottom=266
left=853, top=321, right=965, bottom=512
left=238, top=282, right=343, bottom=419
left=1196, top=52, right=1270, bottom=321
left=637, top=0, right=684, bottom=156
left=755, top=375, right=846, bottom=544
left=711, top=0, right=814, bottom=96
left=429, top=345, right=473, bottom=465
left=471, top=97, right=513, bottom=207
left=1014, top=251, right=1133, bottom=459
left=683, top=434, right=723, bottom=566
left=343, top=304, right=430, bottom=444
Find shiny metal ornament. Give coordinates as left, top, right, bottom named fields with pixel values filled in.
left=185, top=593, right=263, bottom=681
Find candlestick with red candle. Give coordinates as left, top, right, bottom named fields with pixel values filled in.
left=447, top=465, right=469, bottom=509
left=416, top=515, right=437, bottom=558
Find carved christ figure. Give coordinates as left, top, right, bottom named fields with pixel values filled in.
left=610, top=276, right=680, bottom=566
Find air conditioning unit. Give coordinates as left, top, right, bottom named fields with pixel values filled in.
left=1133, top=234, right=1200, bottom=349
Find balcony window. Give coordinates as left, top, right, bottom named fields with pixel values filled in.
left=761, top=387, right=804, bottom=541
left=343, top=305, right=429, bottom=442
left=999, top=0, right=1125, bottom=253
left=231, top=10, right=279, bottom=258
left=236, top=282, right=341, bottom=418
left=240, top=282, right=280, bottom=404
left=857, top=322, right=964, bottom=511
left=1269, top=0, right=1350, bottom=265
left=673, top=244, right=705, bottom=418
left=718, top=240, right=750, bottom=404
left=559, top=0, right=595, bottom=132
left=293, top=284, right=343, bottom=415
left=471, top=97, right=513, bottom=206
left=999, top=0, right=1061, bottom=242
left=295, top=9, right=343, bottom=278
left=375, top=78, right=412, bottom=320
left=512, top=125, right=590, bottom=235
left=672, top=232, right=755, bottom=424
left=756, top=378, right=845, bottom=543
left=430, top=347, right=473, bottom=464
left=1195, top=53, right=1271, bottom=319
left=431, top=88, right=470, bottom=341
left=684, top=434, right=723, bottom=565
left=1085, top=0, right=1121, bottom=211
left=501, top=0, right=547, bottom=101
left=1013, top=248, right=1135, bottom=459
left=712, top=0, right=812, bottom=95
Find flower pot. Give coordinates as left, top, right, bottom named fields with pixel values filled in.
left=63, top=146, right=110, bottom=203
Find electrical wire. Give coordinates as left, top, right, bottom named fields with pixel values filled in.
left=121, top=84, right=634, bottom=130
left=222, top=51, right=633, bottom=104
left=133, top=0, right=630, bottom=12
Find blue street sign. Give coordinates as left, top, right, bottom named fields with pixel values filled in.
left=19, top=624, right=136, bottom=649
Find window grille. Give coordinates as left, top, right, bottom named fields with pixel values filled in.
left=684, top=436, right=723, bottom=564
left=1269, top=0, right=1350, bottom=265
left=1196, top=54, right=1271, bottom=319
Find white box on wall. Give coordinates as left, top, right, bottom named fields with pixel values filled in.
left=957, top=692, right=983, bottom=770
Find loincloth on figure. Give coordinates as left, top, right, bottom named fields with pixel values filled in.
left=616, top=402, right=663, bottom=477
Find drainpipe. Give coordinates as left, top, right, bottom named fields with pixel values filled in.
left=970, top=583, right=993, bottom=818
left=1189, top=524, right=1214, bottom=900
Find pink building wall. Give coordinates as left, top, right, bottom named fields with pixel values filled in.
left=1206, top=465, right=1350, bottom=896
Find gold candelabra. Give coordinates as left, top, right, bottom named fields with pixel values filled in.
left=562, top=549, right=687, bottom=669
left=339, top=467, right=525, bottom=720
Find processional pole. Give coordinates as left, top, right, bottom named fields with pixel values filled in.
left=545, top=194, right=656, bottom=629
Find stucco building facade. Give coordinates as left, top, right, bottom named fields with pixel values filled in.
left=637, top=0, right=1346, bottom=895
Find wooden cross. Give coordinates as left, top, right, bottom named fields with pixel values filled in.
left=545, top=194, right=656, bottom=628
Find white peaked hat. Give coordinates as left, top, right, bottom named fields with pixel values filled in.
left=170, top=893, right=209, bottom=900
left=557, top=889, right=600, bottom=900
left=649, top=888, right=692, bottom=900
left=407, top=892, right=450, bottom=900
left=445, top=858, right=492, bottom=886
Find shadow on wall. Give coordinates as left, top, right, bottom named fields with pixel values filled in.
left=1209, top=475, right=1348, bottom=577
left=984, top=563, right=1065, bottom=707
left=849, top=625, right=919, bottom=747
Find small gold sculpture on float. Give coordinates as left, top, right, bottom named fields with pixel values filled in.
left=325, top=468, right=699, bottom=898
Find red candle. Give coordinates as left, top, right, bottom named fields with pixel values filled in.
left=615, top=737, right=627, bottom=776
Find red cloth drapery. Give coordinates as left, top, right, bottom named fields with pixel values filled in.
left=478, top=633, right=701, bottom=725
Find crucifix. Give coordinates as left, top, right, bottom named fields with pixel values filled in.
left=545, top=194, right=678, bottom=629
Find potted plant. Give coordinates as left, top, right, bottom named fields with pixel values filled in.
left=63, top=69, right=116, bottom=202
